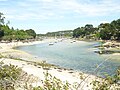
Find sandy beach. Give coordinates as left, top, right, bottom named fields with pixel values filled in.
left=0, top=39, right=100, bottom=90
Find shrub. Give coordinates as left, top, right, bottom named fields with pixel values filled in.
left=0, top=61, right=22, bottom=90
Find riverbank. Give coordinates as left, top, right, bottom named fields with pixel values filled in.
left=96, top=40, right=120, bottom=55
left=0, top=39, right=100, bottom=89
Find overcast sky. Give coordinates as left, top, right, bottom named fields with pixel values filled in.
left=0, top=0, right=120, bottom=34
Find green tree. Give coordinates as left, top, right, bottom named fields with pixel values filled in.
left=26, top=29, right=36, bottom=38
left=73, top=27, right=85, bottom=38
left=0, top=12, right=5, bottom=39
left=73, top=24, right=96, bottom=39
left=0, top=12, right=5, bottom=25
left=99, top=23, right=115, bottom=40
left=111, top=19, right=120, bottom=40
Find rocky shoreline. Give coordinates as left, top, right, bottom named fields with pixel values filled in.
left=95, top=41, right=120, bottom=55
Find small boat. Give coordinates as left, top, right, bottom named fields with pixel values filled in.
left=71, top=40, right=76, bottom=43
left=54, top=41, right=57, bottom=43
left=73, top=40, right=76, bottom=42
left=49, top=42, right=54, bottom=45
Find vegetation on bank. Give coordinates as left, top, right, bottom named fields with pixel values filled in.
left=0, top=12, right=36, bottom=41
left=0, top=61, right=22, bottom=90
left=37, top=30, right=73, bottom=38
left=73, top=19, right=120, bottom=41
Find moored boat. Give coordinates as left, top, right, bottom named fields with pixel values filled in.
left=49, top=42, right=54, bottom=45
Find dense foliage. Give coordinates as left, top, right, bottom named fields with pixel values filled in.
left=0, top=13, right=4, bottom=39
left=73, top=19, right=120, bottom=40
left=73, top=25, right=97, bottom=39
left=0, top=12, right=36, bottom=41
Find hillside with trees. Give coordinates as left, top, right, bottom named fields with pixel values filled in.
left=0, top=12, right=36, bottom=42
left=37, top=30, right=73, bottom=38
left=73, top=19, right=120, bottom=41
left=46, top=30, right=73, bottom=37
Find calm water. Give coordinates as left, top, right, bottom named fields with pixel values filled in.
left=16, top=40, right=120, bottom=77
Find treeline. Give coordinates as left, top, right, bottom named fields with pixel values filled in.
left=73, top=24, right=97, bottom=39
left=0, top=12, right=36, bottom=42
left=73, top=19, right=120, bottom=40
left=37, top=30, right=73, bottom=38
left=46, top=30, right=73, bottom=37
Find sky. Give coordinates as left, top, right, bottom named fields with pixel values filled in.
left=0, top=0, right=120, bottom=34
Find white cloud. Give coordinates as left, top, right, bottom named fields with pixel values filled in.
left=57, top=0, right=120, bottom=16
left=1, top=0, right=120, bottom=21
